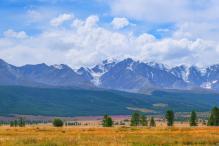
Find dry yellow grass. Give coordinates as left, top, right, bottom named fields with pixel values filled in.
left=0, top=125, right=219, bottom=146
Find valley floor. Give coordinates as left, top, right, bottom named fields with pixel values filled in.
left=0, top=125, right=219, bottom=146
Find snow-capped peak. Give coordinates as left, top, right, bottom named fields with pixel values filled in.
left=76, top=67, right=90, bottom=75
left=170, top=65, right=190, bottom=82
left=52, top=64, right=65, bottom=70
left=146, top=61, right=169, bottom=70
left=102, top=58, right=117, bottom=65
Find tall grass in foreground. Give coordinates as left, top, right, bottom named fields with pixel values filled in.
left=0, top=126, right=219, bottom=146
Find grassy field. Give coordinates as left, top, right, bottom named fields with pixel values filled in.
left=0, top=125, right=219, bottom=146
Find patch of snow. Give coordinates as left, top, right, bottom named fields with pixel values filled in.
left=201, top=82, right=212, bottom=89
left=53, top=64, right=64, bottom=70
left=178, top=65, right=190, bottom=82
left=90, top=60, right=117, bottom=86
left=184, top=66, right=190, bottom=82
left=199, top=67, right=207, bottom=76
left=213, top=80, right=218, bottom=84
left=76, top=71, right=82, bottom=75
left=76, top=68, right=84, bottom=75
left=126, top=62, right=134, bottom=71
left=147, top=61, right=170, bottom=71
left=98, top=64, right=105, bottom=71
left=170, top=65, right=191, bottom=82
left=201, top=80, right=218, bottom=89
left=90, top=71, right=105, bottom=86
left=150, top=71, right=154, bottom=79
left=102, top=58, right=117, bottom=64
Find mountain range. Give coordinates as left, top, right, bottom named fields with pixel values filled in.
left=1, top=58, right=219, bottom=92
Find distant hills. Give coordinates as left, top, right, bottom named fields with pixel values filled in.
left=1, top=58, right=219, bottom=92
left=0, top=86, right=219, bottom=116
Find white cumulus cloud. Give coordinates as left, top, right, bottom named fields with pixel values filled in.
left=50, top=13, right=73, bottom=27
left=105, top=0, right=219, bottom=41
left=0, top=14, right=219, bottom=68
left=85, top=15, right=99, bottom=28
left=111, top=17, right=129, bottom=29
left=3, top=29, right=28, bottom=39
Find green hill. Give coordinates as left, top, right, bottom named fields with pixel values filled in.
left=0, top=86, right=219, bottom=116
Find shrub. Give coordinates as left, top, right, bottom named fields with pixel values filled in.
left=52, top=118, right=63, bottom=127
left=102, top=115, right=113, bottom=127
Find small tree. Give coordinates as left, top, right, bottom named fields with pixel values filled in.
left=53, top=118, right=64, bottom=127
left=102, top=115, right=113, bottom=127
left=149, top=117, right=156, bottom=127
left=14, top=120, right=18, bottom=127
left=102, top=115, right=108, bottom=127
left=18, top=117, right=25, bottom=127
left=208, top=114, right=214, bottom=126
left=140, top=115, right=148, bottom=126
left=165, top=110, right=174, bottom=126
left=131, top=112, right=140, bottom=126
left=207, top=107, right=219, bottom=126
left=10, top=121, right=14, bottom=127
left=190, top=110, right=198, bottom=126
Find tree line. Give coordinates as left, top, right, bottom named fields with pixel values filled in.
left=102, top=106, right=219, bottom=127
left=6, top=107, right=219, bottom=127
left=10, top=117, right=25, bottom=127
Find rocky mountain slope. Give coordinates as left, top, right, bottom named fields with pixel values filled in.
left=1, top=58, right=219, bottom=91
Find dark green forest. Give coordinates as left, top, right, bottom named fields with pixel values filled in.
left=0, top=86, right=219, bottom=116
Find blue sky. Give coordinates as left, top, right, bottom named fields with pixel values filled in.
left=0, top=0, right=170, bottom=37
left=0, top=0, right=106, bottom=34
left=0, top=0, right=219, bottom=67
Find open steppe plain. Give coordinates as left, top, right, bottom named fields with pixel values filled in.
left=0, top=124, right=219, bottom=146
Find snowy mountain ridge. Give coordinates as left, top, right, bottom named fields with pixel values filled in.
left=1, top=58, right=219, bottom=91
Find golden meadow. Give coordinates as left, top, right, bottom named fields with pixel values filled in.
left=0, top=125, right=219, bottom=146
